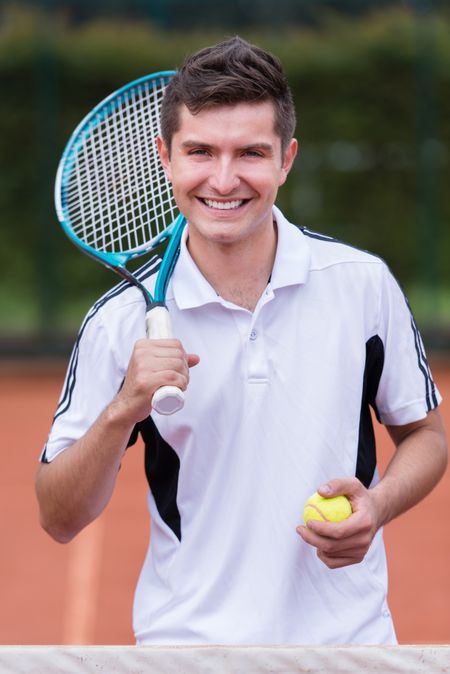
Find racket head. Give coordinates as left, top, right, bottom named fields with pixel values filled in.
left=55, top=71, right=178, bottom=271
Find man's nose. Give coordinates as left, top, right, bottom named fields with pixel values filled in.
left=207, top=159, right=240, bottom=194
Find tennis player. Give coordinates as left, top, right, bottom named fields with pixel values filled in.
left=36, top=37, right=447, bottom=645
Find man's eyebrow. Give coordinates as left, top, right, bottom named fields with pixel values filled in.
left=180, top=140, right=212, bottom=149
left=242, top=143, right=274, bottom=151
left=180, top=140, right=275, bottom=152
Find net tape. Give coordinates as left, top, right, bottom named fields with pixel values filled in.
left=64, top=77, right=177, bottom=254
left=1, top=646, right=449, bottom=674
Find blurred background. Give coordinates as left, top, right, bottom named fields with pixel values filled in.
left=1, top=0, right=449, bottom=354
left=0, top=0, right=449, bottom=646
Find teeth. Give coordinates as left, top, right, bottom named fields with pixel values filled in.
left=203, top=199, right=244, bottom=210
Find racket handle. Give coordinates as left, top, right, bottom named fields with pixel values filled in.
left=145, top=306, right=185, bottom=415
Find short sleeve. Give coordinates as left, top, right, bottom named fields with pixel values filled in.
left=374, top=264, right=441, bottom=426
left=40, top=304, right=125, bottom=462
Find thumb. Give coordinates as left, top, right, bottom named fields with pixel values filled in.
left=187, top=353, right=200, bottom=368
left=318, top=477, right=364, bottom=499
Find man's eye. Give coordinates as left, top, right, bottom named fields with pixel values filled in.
left=188, top=149, right=209, bottom=156
left=243, top=150, right=263, bottom=158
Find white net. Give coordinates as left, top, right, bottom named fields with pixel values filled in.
left=62, top=76, right=178, bottom=254
left=0, top=645, right=449, bottom=674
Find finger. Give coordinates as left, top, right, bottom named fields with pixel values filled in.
left=321, top=543, right=369, bottom=559
left=300, top=518, right=354, bottom=539
left=298, top=523, right=375, bottom=569
left=149, top=369, right=190, bottom=393
left=147, top=355, right=190, bottom=373
left=135, top=337, right=183, bottom=348
left=299, top=508, right=373, bottom=540
left=145, top=346, right=187, bottom=361
left=297, top=523, right=364, bottom=551
left=134, top=338, right=186, bottom=355
left=317, top=551, right=364, bottom=569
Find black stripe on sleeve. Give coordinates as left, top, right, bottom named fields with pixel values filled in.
left=301, top=226, right=439, bottom=412
left=404, top=297, right=439, bottom=411
left=53, top=257, right=161, bottom=422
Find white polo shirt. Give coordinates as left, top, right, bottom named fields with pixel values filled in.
left=42, top=206, right=441, bottom=646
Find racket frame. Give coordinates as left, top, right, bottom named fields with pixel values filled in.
left=55, top=71, right=188, bottom=414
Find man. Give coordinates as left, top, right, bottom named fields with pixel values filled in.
left=36, top=37, right=447, bottom=645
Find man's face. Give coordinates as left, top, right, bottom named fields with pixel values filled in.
left=157, top=101, right=297, bottom=252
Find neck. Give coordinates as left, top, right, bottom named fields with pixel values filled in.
left=187, top=221, right=277, bottom=312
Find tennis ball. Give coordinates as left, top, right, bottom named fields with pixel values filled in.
left=303, top=491, right=352, bottom=524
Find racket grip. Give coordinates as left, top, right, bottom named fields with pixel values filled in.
left=145, top=306, right=185, bottom=415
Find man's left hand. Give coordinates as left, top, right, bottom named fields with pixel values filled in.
left=296, top=478, right=382, bottom=569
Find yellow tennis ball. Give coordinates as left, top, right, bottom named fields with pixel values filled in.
left=303, top=491, right=352, bottom=524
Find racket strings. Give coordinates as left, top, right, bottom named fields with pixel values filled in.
left=64, top=77, right=177, bottom=253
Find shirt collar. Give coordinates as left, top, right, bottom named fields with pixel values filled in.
left=168, top=205, right=311, bottom=310
left=270, top=205, right=311, bottom=290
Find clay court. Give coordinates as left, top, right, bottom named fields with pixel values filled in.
left=1, top=361, right=449, bottom=645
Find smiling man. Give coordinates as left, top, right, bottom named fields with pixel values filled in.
left=157, top=100, right=296, bottom=311
left=36, top=37, right=447, bottom=646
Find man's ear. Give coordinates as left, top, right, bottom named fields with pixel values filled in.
left=279, top=138, right=298, bottom=186
left=157, top=135, right=172, bottom=181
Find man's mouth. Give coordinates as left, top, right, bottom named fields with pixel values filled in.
left=201, top=198, right=246, bottom=210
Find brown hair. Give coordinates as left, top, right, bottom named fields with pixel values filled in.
left=160, top=36, right=296, bottom=156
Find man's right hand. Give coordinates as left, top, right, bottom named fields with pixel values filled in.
left=113, top=339, right=200, bottom=423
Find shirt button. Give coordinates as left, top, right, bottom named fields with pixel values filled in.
left=249, top=329, right=257, bottom=341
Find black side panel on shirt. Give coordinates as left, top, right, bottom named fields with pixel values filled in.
left=356, top=335, right=384, bottom=488
left=137, top=416, right=182, bottom=541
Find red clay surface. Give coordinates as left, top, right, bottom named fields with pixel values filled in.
left=1, top=360, right=449, bottom=645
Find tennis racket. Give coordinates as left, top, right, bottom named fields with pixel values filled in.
left=55, top=71, right=187, bottom=416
